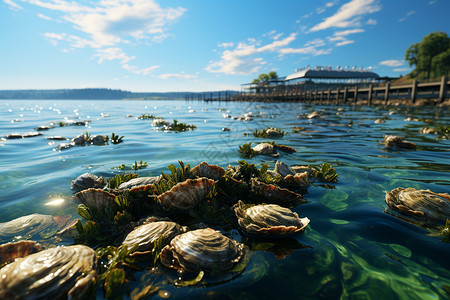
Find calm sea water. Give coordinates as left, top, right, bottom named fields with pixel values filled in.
left=0, top=99, right=449, bottom=299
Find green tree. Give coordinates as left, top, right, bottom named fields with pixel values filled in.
left=252, top=71, right=278, bottom=83
left=405, top=31, right=450, bottom=79
left=432, top=49, right=450, bottom=77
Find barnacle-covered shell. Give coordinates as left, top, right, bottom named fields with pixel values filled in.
left=284, top=172, right=310, bottom=188
left=384, top=135, right=416, bottom=149
left=0, top=245, right=97, bottom=300
left=157, top=178, right=215, bottom=210
left=76, top=188, right=116, bottom=211
left=0, top=241, right=42, bottom=264
left=385, top=187, right=450, bottom=224
left=72, top=173, right=105, bottom=191
left=118, top=176, right=161, bottom=190
left=252, top=143, right=276, bottom=155
left=251, top=178, right=308, bottom=205
left=234, top=201, right=310, bottom=235
left=160, top=228, right=245, bottom=272
left=0, top=214, right=77, bottom=243
left=122, top=221, right=183, bottom=253
left=191, top=161, right=225, bottom=180
left=274, top=161, right=295, bottom=177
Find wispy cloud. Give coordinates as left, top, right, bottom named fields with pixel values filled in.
left=393, top=68, right=410, bottom=72
left=398, top=11, right=415, bottom=22
left=123, top=64, right=160, bottom=75
left=18, top=0, right=186, bottom=75
left=159, top=72, right=198, bottom=79
left=380, top=59, right=405, bottom=67
left=327, top=28, right=364, bottom=47
left=336, top=40, right=355, bottom=46
left=316, top=1, right=338, bottom=14
left=310, top=0, right=381, bottom=32
left=206, top=33, right=298, bottom=75
left=4, top=0, right=22, bottom=11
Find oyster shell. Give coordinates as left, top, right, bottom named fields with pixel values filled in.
left=0, top=245, right=97, bottom=300
left=75, top=188, right=116, bottom=211
left=88, top=134, right=108, bottom=145
left=72, top=173, right=105, bottom=191
left=251, top=178, right=308, bottom=205
left=191, top=161, right=225, bottom=180
left=157, top=178, right=215, bottom=210
left=0, top=241, right=42, bottom=264
left=283, top=172, right=310, bottom=188
left=385, top=187, right=450, bottom=224
left=252, top=143, right=277, bottom=155
left=234, top=200, right=310, bottom=235
left=122, top=221, right=183, bottom=254
left=160, top=228, right=245, bottom=272
left=118, top=176, right=160, bottom=190
left=384, top=135, right=416, bottom=150
left=274, top=161, right=295, bottom=177
left=266, top=129, right=283, bottom=138
left=0, top=214, right=77, bottom=243
left=72, top=134, right=86, bottom=145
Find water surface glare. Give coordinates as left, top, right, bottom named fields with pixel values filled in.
left=0, top=100, right=449, bottom=299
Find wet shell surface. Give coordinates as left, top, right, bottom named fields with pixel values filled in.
left=122, top=221, right=183, bottom=253
left=157, top=178, right=215, bottom=210
left=76, top=188, right=116, bottom=211
left=191, top=161, right=225, bottom=180
left=274, top=161, right=295, bottom=177
left=252, top=143, right=276, bottom=155
left=385, top=187, right=450, bottom=224
left=234, top=201, right=310, bottom=235
left=160, top=228, right=245, bottom=272
left=0, top=213, right=77, bottom=243
left=88, top=134, right=108, bottom=145
left=251, top=178, right=307, bottom=205
left=384, top=135, right=416, bottom=149
left=72, top=172, right=105, bottom=191
left=118, top=176, right=160, bottom=190
left=0, top=240, right=42, bottom=264
left=284, top=172, right=310, bottom=188
left=0, top=245, right=97, bottom=300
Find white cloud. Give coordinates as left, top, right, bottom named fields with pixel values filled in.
left=159, top=73, right=198, bottom=79
left=95, top=47, right=135, bottom=64
left=398, top=10, right=415, bottom=22
left=279, top=47, right=331, bottom=55
left=316, top=1, right=338, bottom=14
left=206, top=33, right=297, bottom=75
left=334, top=28, right=365, bottom=36
left=366, top=18, right=377, bottom=25
left=380, top=59, right=405, bottom=67
left=310, top=0, right=381, bottom=32
left=37, top=13, right=52, bottom=21
left=4, top=0, right=22, bottom=10
left=43, top=32, right=101, bottom=48
left=336, top=40, right=355, bottom=46
left=393, top=68, right=410, bottom=72
left=123, top=64, right=160, bottom=75
left=218, top=42, right=234, bottom=48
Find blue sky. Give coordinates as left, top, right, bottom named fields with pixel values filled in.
left=1, top=0, right=449, bottom=92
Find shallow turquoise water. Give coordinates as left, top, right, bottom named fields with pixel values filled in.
left=0, top=100, right=449, bottom=299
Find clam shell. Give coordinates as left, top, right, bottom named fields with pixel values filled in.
left=0, top=245, right=97, bottom=300
left=122, top=221, right=183, bottom=253
left=251, top=178, right=307, bottom=205
left=191, top=161, right=225, bottom=180
left=252, top=143, right=275, bottom=155
left=76, top=188, right=116, bottom=211
left=385, top=187, right=450, bottom=224
left=0, top=241, right=42, bottom=264
left=157, top=178, right=215, bottom=210
left=160, top=228, right=245, bottom=272
left=384, top=135, right=416, bottom=149
left=118, top=176, right=160, bottom=190
left=274, top=161, right=295, bottom=177
left=72, top=173, right=105, bottom=191
left=235, top=201, right=310, bottom=235
left=0, top=214, right=76, bottom=243
left=284, top=172, right=310, bottom=188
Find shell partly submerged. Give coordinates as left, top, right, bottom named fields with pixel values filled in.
left=284, top=172, right=310, bottom=188
left=274, top=161, right=295, bottom=177
left=118, top=176, right=160, bottom=190
left=122, top=221, right=183, bottom=254
left=160, top=228, right=245, bottom=272
left=234, top=200, right=310, bottom=236
left=385, top=187, right=450, bottom=224
left=0, top=240, right=42, bottom=265
left=0, top=214, right=77, bottom=243
left=252, top=143, right=277, bottom=156
left=0, top=245, right=97, bottom=300
left=191, top=161, right=225, bottom=180
left=72, top=173, right=105, bottom=191
left=157, top=178, right=215, bottom=210
left=384, top=135, right=416, bottom=150
left=251, top=178, right=307, bottom=205
left=76, top=188, right=116, bottom=211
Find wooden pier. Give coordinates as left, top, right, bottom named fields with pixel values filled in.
left=193, top=76, right=449, bottom=105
